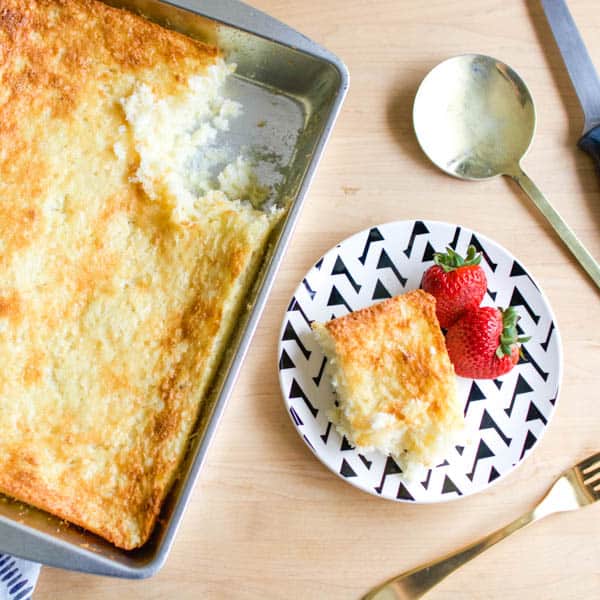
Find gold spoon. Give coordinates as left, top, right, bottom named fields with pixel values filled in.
left=413, top=53, right=600, bottom=288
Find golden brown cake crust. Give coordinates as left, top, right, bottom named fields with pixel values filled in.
left=322, top=290, right=452, bottom=424
left=0, top=0, right=271, bottom=549
left=313, top=290, right=462, bottom=464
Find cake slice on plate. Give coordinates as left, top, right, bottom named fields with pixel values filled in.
left=312, top=290, right=464, bottom=472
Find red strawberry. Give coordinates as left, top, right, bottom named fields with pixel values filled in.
left=445, top=306, right=530, bottom=379
left=421, top=245, right=487, bottom=329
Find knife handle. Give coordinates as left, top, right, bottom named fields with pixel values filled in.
left=578, top=126, right=600, bottom=170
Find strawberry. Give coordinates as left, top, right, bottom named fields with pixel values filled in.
left=421, top=245, right=487, bottom=329
left=445, top=306, right=530, bottom=379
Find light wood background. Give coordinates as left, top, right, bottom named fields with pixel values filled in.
left=36, top=1, right=600, bottom=598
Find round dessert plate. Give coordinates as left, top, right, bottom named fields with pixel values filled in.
left=277, top=220, right=562, bottom=502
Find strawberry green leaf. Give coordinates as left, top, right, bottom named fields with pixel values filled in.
left=496, top=307, right=529, bottom=357
left=432, top=245, right=482, bottom=273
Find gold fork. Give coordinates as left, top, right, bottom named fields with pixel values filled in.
left=363, top=451, right=600, bottom=600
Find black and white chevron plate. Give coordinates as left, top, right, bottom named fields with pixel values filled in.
left=278, top=221, right=562, bottom=502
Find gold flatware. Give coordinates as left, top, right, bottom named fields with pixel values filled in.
left=363, top=451, right=600, bottom=600
left=413, top=54, right=600, bottom=289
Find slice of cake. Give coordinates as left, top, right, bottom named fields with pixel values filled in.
left=312, top=290, right=464, bottom=471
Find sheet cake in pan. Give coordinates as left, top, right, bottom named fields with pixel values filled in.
left=0, top=0, right=280, bottom=549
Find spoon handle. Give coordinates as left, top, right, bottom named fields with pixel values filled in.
left=508, top=165, right=600, bottom=289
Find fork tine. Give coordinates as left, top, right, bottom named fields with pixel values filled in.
left=577, top=452, right=600, bottom=473
left=583, top=468, right=600, bottom=486
left=582, top=460, right=600, bottom=475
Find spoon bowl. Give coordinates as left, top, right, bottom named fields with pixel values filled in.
left=413, top=53, right=600, bottom=288
left=413, top=54, right=535, bottom=180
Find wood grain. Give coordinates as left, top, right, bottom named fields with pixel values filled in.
left=36, top=1, right=600, bottom=598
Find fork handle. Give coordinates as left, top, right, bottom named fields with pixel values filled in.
left=362, top=510, right=536, bottom=600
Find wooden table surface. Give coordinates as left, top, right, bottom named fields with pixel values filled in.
left=36, top=1, right=600, bottom=598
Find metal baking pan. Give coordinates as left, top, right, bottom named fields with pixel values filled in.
left=0, top=0, right=348, bottom=578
